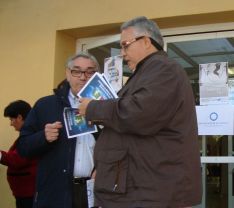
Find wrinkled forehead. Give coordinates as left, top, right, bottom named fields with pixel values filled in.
left=72, top=57, right=96, bottom=68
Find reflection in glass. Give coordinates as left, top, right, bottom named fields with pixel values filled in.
left=167, top=38, right=234, bottom=106
left=88, top=41, right=132, bottom=77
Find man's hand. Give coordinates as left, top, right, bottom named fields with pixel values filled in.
left=79, top=98, right=92, bottom=116
left=45, top=121, right=63, bottom=142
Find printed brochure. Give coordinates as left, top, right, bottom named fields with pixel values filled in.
left=78, top=72, right=118, bottom=99
left=63, top=107, right=97, bottom=138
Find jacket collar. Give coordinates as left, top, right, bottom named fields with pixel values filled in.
left=125, top=51, right=167, bottom=84
left=53, top=80, right=71, bottom=106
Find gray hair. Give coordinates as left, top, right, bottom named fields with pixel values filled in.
left=66, top=51, right=100, bottom=72
left=121, top=16, right=164, bottom=50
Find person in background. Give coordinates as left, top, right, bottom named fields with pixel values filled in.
left=79, top=16, right=202, bottom=208
left=0, top=100, right=37, bottom=208
left=17, top=52, right=100, bottom=208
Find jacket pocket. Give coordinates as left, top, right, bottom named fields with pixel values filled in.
left=95, top=149, right=128, bottom=194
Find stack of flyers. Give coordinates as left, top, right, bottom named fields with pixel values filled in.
left=63, top=72, right=118, bottom=138
left=78, top=72, right=118, bottom=99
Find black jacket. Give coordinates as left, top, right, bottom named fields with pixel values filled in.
left=17, top=81, right=98, bottom=208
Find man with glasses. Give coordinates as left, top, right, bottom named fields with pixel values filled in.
left=17, top=52, right=100, bottom=208
left=79, top=16, right=202, bottom=208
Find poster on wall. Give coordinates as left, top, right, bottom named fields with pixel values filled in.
left=196, top=105, right=234, bottom=135
left=199, top=62, right=228, bottom=85
left=199, top=84, right=229, bottom=105
left=199, top=62, right=229, bottom=105
left=104, top=55, right=123, bottom=93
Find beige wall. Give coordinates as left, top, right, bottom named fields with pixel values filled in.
left=0, top=0, right=234, bottom=207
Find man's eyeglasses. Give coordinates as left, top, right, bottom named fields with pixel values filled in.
left=120, top=36, right=145, bottom=51
left=69, top=66, right=96, bottom=78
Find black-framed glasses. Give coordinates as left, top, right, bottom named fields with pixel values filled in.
left=69, top=66, right=96, bottom=78
left=120, top=36, right=145, bottom=51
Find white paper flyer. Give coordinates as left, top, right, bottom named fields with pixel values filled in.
left=104, top=55, right=123, bottom=93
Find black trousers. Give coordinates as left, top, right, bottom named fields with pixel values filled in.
left=15, top=196, right=33, bottom=208
left=73, top=177, right=90, bottom=208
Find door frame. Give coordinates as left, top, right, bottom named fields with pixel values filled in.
left=76, top=22, right=234, bottom=52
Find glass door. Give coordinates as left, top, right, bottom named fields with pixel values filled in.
left=77, top=34, right=132, bottom=79
left=162, top=30, right=234, bottom=208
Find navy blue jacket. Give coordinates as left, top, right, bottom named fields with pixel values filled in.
left=17, top=81, right=78, bottom=208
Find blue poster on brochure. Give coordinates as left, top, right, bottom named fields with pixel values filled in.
left=78, top=72, right=118, bottom=100
left=63, top=107, right=97, bottom=138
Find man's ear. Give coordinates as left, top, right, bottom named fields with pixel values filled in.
left=65, top=68, right=70, bottom=82
left=144, top=37, right=153, bottom=49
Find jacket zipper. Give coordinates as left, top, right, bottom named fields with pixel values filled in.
left=34, top=191, right=38, bottom=203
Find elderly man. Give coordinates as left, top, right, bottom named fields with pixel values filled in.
left=79, top=16, right=202, bottom=208
left=17, top=52, right=100, bottom=208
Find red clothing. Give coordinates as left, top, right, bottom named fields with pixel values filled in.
left=0, top=139, right=37, bottom=197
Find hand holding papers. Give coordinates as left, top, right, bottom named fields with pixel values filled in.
left=63, top=72, right=118, bottom=138
left=63, top=107, right=97, bottom=138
